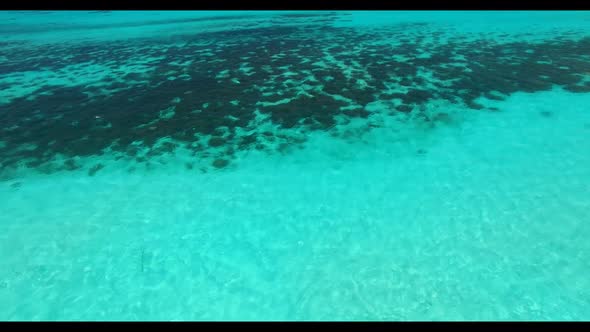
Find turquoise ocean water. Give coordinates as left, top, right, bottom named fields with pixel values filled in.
left=1, top=11, right=590, bottom=320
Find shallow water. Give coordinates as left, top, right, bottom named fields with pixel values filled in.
left=1, top=11, right=590, bottom=320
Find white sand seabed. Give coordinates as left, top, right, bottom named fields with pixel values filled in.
left=1, top=88, right=589, bottom=320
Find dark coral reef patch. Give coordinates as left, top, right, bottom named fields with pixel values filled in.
left=1, top=16, right=590, bottom=176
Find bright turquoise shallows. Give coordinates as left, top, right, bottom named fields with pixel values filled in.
left=1, top=11, right=590, bottom=321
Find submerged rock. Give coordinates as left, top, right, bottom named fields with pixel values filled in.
left=63, top=159, right=81, bottom=171
left=212, top=158, right=230, bottom=169
left=397, top=104, right=413, bottom=113
left=88, top=163, right=105, bottom=176
left=208, top=136, right=226, bottom=147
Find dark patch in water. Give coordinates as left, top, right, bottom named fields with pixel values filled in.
left=208, top=136, right=226, bottom=147
left=540, top=111, right=553, bottom=118
left=88, top=163, right=105, bottom=176
left=432, top=112, right=452, bottom=124
left=397, top=105, right=414, bottom=113
left=212, top=158, right=230, bottom=169
left=63, top=159, right=81, bottom=171
left=2, top=25, right=590, bottom=176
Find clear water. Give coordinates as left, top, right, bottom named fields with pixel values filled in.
left=1, top=11, right=590, bottom=321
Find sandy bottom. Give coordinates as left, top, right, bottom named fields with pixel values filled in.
left=1, top=88, right=590, bottom=320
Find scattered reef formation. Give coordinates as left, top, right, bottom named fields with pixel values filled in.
left=1, top=13, right=589, bottom=177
